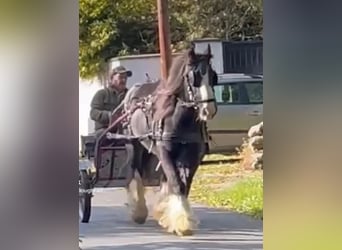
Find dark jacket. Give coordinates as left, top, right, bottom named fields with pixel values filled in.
left=90, top=87, right=127, bottom=131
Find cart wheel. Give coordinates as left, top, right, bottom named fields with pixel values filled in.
left=79, top=170, right=92, bottom=223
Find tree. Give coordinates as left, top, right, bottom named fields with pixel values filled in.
left=79, top=0, right=263, bottom=81
left=79, top=0, right=156, bottom=81
left=170, top=0, right=262, bottom=41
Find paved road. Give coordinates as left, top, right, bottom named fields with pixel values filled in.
left=79, top=188, right=263, bottom=250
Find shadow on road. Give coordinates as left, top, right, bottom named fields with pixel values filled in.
left=85, top=241, right=261, bottom=250
left=80, top=204, right=262, bottom=249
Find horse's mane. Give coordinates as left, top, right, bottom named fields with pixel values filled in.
left=152, top=52, right=189, bottom=121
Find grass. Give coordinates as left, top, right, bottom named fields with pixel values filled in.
left=215, top=176, right=263, bottom=219
left=202, top=153, right=241, bottom=162
left=190, top=153, right=263, bottom=219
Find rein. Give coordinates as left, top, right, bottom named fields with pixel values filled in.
left=177, top=97, right=216, bottom=108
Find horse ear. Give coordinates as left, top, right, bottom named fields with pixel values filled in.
left=206, top=44, right=212, bottom=60
left=207, top=44, right=211, bottom=55
left=187, top=42, right=196, bottom=62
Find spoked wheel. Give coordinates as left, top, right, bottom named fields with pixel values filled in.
left=79, top=170, right=92, bottom=223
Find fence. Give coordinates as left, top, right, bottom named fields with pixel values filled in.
left=222, top=41, right=263, bottom=75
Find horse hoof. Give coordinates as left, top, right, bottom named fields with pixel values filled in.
left=133, top=216, right=147, bottom=224
left=174, top=229, right=193, bottom=236
left=131, top=208, right=148, bottom=225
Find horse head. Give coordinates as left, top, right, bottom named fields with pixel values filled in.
left=182, top=43, right=218, bottom=121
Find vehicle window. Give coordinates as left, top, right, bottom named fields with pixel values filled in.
left=214, top=81, right=263, bottom=104
left=214, top=83, right=241, bottom=104
left=244, top=81, right=263, bottom=104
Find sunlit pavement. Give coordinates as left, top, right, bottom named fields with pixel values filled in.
left=79, top=188, right=262, bottom=250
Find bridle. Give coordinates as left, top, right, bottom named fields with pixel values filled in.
left=178, top=60, right=216, bottom=109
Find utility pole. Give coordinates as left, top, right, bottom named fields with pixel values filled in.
left=157, top=0, right=172, bottom=80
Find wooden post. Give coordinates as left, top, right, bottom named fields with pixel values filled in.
left=157, top=0, right=172, bottom=80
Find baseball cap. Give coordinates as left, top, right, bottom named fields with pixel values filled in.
left=111, top=65, right=132, bottom=77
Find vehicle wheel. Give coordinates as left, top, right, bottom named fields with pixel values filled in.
left=79, top=170, right=92, bottom=223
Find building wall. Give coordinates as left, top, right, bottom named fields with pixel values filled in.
left=79, top=79, right=102, bottom=148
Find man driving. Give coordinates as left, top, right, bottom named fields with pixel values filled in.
left=90, top=65, right=132, bottom=137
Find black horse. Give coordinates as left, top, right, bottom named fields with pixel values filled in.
left=121, top=44, right=218, bottom=236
